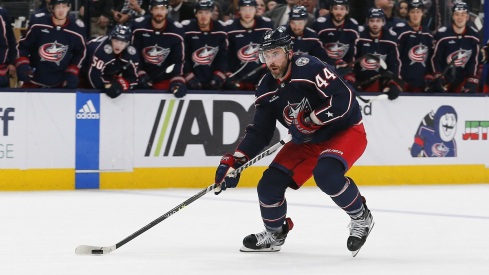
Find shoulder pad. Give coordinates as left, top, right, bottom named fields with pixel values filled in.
left=225, top=19, right=234, bottom=25
left=396, top=22, right=406, bottom=27
left=218, top=20, right=227, bottom=26
left=174, top=21, right=183, bottom=28
left=104, top=44, right=113, bottom=54
left=295, top=57, right=310, bottom=66
left=262, top=16, right=271, bottom=22
left=134, top=16, right=145, bottom=23
left=316, top=17, right=326, bottom=23
left=127, top=46, right=137, bottom=55
left=389, top=29, right=397, bottom=36
left=305, top=27, right=316, bottom=33
left=470, top=26, right=479, bottom=33
left=35, top=12, right=45, bottom=18
left=438, top=26, right=447, bottom=33
left=350, top=18, right=358, bottom=25
left=359, top=25, right=365, bottom=32
left=76, top=19, right=85, bottom=28
left=181, top=19, right=191, bottom=26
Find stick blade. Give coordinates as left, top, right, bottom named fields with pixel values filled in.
left=75, top=245, right=116, bottom=255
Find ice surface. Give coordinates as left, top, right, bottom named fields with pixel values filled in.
left=1, top=184, right=488, bottom=274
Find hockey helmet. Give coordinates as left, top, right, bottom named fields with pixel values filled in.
left=195, top=0, right=214, bottom=13
left=110, top=25, right=132, bottom=43
left=238, top=0, right=257, bottom=7
left=150, top=0, right=169, bottom=10
left=452, top=1, right=469, bottom=13
left=289, top=6, right=308, bottom=21
left=330, top=0, right=349, bottom=10
left=49, top=0, right=71, bottom=9
left=367, top=8, right=386, bottom=21
left=259, top=26, right=292, bottom=63
left=408, top=0, right=424, bottom=11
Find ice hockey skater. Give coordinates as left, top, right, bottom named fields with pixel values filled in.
left=213, top=26, right=374, bottom=257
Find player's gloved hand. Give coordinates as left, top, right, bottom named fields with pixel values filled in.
left=171, top=80, right=187, bottom=98
left=344, top=72, right=356, bottom=87
left=62, top=65, right=79, bottom=88
left=0, top=65, right=9, bottom=87
left=15, top=57, right=33, bottom=83
left=223, top=75, right=240, bottom=90
left=289, top=111, right=321, bottom=144
left=138, top=71, right=153, bottom=88
left=207, top=74, right=225, bottom=90
left=214, top=153, right=248, bottom=195
left=335, top=59, right=350, bottom=77
left=105, top=76, right=129, bottom=98
left=433, top=72, right=447, bottom=93
left=423, top=74, right=434, bottom=93
left=383, top=80, right=401, bottom=100
left=481, top=47, right=488, bottom=63
left=462, top=76, right=479, bottom=93
left=185, top=73, right=202, bottom=89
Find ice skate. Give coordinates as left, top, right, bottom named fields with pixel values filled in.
left=347, top=198, right=374, bottom=257
left=240, top=218, right=294, bottom=252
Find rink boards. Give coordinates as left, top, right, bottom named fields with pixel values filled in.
left=0, top=90, right=488, bottom=190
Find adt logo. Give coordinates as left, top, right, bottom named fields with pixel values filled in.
left=1, top=108, right=14, bottom=136
left=76, top=100, right=100, bottom=119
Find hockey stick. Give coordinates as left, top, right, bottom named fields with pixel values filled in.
left=75, top=135, right=292, bottom=255
left=424, top=53, right=458, bottom=92
left=356, top=70, right=404, bottom=103
left=356, top=93, right=388, bottom=104
left=228, top=61, right=249, bottom=78
left=233, top=64, right=267, bottom=87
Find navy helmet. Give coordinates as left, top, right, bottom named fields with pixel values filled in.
left=238, top=0, right=257, bottom=7
left=331, top=0, right=349, bottom=10
left=408, top=0, right=424, bottom=11
left=50, top=0, right=71, bottom=9
left=259, top=26, right=292, bottom=63
left=289, top=6, right=308, bottom=21
left=150, top=0, right=169, bottom=10
left=452, top=1, right=469, bottom=13
left=195, top=0, right=214, bottom=13
left=367, top=7, right=386, bottom=21
left=110, top=25, right=132, bottom=43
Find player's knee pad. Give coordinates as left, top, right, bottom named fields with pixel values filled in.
left=257, top=167, right=293, bottom=205
left=313, top=157, right=347, bottom=195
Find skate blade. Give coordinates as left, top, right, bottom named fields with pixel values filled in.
left=351, top=220, right=375, bottom=257
left=240, top=245, right=282, bottom=252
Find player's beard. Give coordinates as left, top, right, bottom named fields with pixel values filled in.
left=153, top=15, right=165, bottom=24
left=269, top=60, right=289, bottom=79
left=332, top=14, right=345, bottom=24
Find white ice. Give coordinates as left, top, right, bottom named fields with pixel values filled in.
left=1, top=184, right=488, bottom=275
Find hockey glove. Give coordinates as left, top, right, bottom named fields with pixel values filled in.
left=138, top=71, right=153, bottom=88
left=383, top=80, right=401, bottom=100
left=62, top=65, right=80, bottom=89
left=105, top=76, right=129, bottom=98
left=335, top=59, right=350, bottom=77
left=0, top=65, right=8, bottom=87
left=462, top=76, right=479, bottom=93
left=185, top=73, right=202, bottom=90
left=214, top=153, right=248, bottom=195
left=344, top=72, right=356, bottom=87
left=223, top=75, right=240, bottom=90
left=423, top=74, right=434, bottom=93
left=171, top=80, right=187, bottom=98
left=433, top=72, right=447, bottom=93
left=289, top=111, right=321, bottom=144
left=15, top=57, right=33, bottom=83
left=207, top=73, right=225, bottom=90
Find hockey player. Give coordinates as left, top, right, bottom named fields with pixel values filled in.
left=312, top=0, right=359, bottom=81
left=15, top=0, right=86, bottom=88
left=131, top=0, right=187, bottom=98
left=181, top=0, right=228, bottom=90
left=285, top=6, right=335, bottom=65
left=482, top=41, right=489, bottom=93
left=0, top=6, right=17, bottom=87
left=214, top=27, right=374, bottom=256
left=81, top=25, right=139, bottom=98
left=393, top=0, right=433, bottom=93
left=224, top=0, right=273, bottom=91
left=430, top=2, right=480, bottom=94
left=354, top=8, right=401, bottom=99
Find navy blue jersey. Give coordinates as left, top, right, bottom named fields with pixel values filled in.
left=384, top=16, right=406, bottom=31
left=0, top=7, right=17, bottom=65
left=181, top=19, right=228, bottom=85
left=82, top=36, right=139, bottom=89
left=236, top=54, right=362, bottom=159
left=354, top=27, right=401, bottom=83
left=131, top=16, right=186, bottom=84
left=226, top=16, right=273, bottom=85
left=285, top=25, right=336, bottom=65
left=393, top=23, right=433, bottom=88
left=431, top=25, right=480, bottom=84
left=311, top=16, right=359, bottom=63
left=16, top=15, right=86, bottom=87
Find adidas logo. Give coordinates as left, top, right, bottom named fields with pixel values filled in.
left=76, top=100, right=100, bottom=119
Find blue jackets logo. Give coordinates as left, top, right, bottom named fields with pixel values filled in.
left=76, top=100, right=100, bottom=119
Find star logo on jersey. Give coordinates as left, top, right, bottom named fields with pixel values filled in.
left=325, top=42, right=349, bottom=59
left=360, top=52, right=386, bottom=72
left=142, top=44, right=171, bottom=66
left=446, top=49, right=472, bottom=68
left=237, top=42, right=260, bottom=63
left=408, top=43, right=429, bottom=66
left=192, top=45, right=219, bottom=66
left=282, top=98, right=312, bottom=126
left=39, top=41, right=68, bottom=65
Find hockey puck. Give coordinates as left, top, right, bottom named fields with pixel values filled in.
left=91, top=249, right=104, bottom=254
